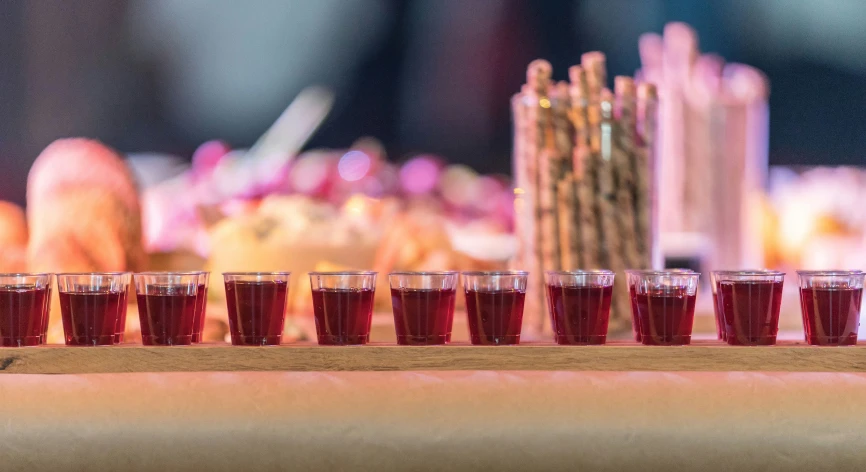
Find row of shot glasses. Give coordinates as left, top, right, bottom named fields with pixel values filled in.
left=0, top=270, right=862, bottom=346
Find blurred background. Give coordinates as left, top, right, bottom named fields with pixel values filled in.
left=2, top=0, right=866, bottom=205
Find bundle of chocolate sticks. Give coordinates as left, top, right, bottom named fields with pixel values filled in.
left=512, top=53, right=657, bottom=336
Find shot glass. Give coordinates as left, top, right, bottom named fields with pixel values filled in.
left=134, top=272, right=204, bottom=346
left=715, top=271, right=784, bottom=346
left=56, top=273, right=131, bottom=346
left=797, top=270, right=865, bottom=346
left=0, top=273, right=52, bottom=347
left=191, top=272, right=210, bottom=343
left=389, top=271, right=458, bottom=345
left=224, top=272, right=290, bottom=346
left=463, top=271, right=527, bottom=345
left=545, top=270, right=614, bottom=345
left=626, top=270, right=699, bottom=346
left=309, top=271, right=377, bottom=345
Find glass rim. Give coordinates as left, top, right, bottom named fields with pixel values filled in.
left=308, top=271, right=378, bottom=276
left=134, top=271, right=209, bottom=275
left=624, top=269, right=698, bottom=275
left=223, top=271, right=292, bottom=276
left=546, top=269, right=614, bottom=276
left=55, top=271, right=131, bottom=276
left=388, top=271, right=458, bottom=276
left=0, top=272, right=52, bottom=277
left=461, top=270, right=529, bottom=276
left=712, top=270, right=785, bottom=276
left=796, top=270, right=865, bottom=276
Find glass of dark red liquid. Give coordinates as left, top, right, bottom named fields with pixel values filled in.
left=626, top=270, right=699, bottom=346
left=134, top=272, right=205, bottom=346
left=309, top=271, right=377, bottom=346
left=191, top=272, right=210, bottom=343
left=56, top=272, right=130, bottom=346
left=463, top=271, right=527, bottom=345
left=0, top=273, right=52, bottom=347
left=797, top=270, right=865, bottom=346
left=389, top=271, right=458, bottom=345
left=545, top=270, right=614, bottom=345
left=715, top=270, right=785, bottom=346
left=224, top=272, right=290, bottom=346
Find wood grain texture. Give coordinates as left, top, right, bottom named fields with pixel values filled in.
left=2, top=341, right=866, bottom=374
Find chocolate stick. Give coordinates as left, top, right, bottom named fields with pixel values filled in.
left=612, top=76, right=641, bottom=270
left=511, top=91, right=532, bottom=273
left=636, top=83, right=658, bottom=268
left=524, top=60, right=554, bottom=337
left=551, top=82, right=579, bottom=270
left=567, top=66, right=598, bottom=269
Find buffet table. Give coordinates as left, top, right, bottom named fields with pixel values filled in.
left=3, top=369, right=865, bottom=471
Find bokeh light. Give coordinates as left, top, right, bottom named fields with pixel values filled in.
left=338, top=150, right=372, bottom=182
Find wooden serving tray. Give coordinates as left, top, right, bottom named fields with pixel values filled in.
left=1, top=341, right=865, bottom=374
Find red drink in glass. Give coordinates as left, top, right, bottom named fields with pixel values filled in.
left=390, top=288, right=456, bottom=345
left=465, top=289, right=526, bottom=345
left=797, top=271, right=865, bottom=346
left=627, top=270, right=699, bottom=346
left=0, top=283, right=49, bottom=347
left=545, top=270, right=614, bottom=345
left=547, top=285, right=612, bottom=345
left=135, top=272, right=203, bottom=346
left=59, top=291, right=124, bottom=346
left=225, top=274, right=289, bottom=346
left=311, top=288, right=375, bottom=345
left=463, top=271, right=527, bottom=346
left=309, top=272, right=377, bottom=346
left=800, top=287, right=862, bottom=346
left=717, top=273, right=784, bottom=346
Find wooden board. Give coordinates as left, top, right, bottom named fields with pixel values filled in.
left=2, top=341, right=866, bottom=374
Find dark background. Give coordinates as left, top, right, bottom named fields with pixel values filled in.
left=1, top=0, right=864, bottom=205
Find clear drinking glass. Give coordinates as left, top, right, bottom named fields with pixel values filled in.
left=797, top=270, right=865, bottom=346
left=715, top=270, right=784, bottom=346
left=463, top=271, right=528, bottom=346
left=224, top=272, right=290, bottom=346
left=389, top=271, right=458, bottom=345
left=56, top=272, right=130, bottom=346
left=545, top=270, right=614, bottom=345
left=0, top=273, right=52, bottom=347
left=134, top=272, right=205, bottom=346
left=626, top=270, right=699, bottom=346
left=309, top=271, right=377, bottom=345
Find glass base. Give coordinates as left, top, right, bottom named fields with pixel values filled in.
left=142, top=335, right=193, bottom=346
left=640, top=334, right=691, bottom=346
left=0, top=336, right=41, bottom=347
left=66, top=335, right=115, bottom=346
left=397, top=334, right=448, bottom=346
left=807, top=334, right=857, bottom=346
left=231, top=334, right=282, bottom=346
left=470, top=335, right=520, bottom=346
left=317, top=334, right=369, bottom=346
left=555, top=335, right=606, bottom=345
left=726, top=335, right=777, bottom=346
